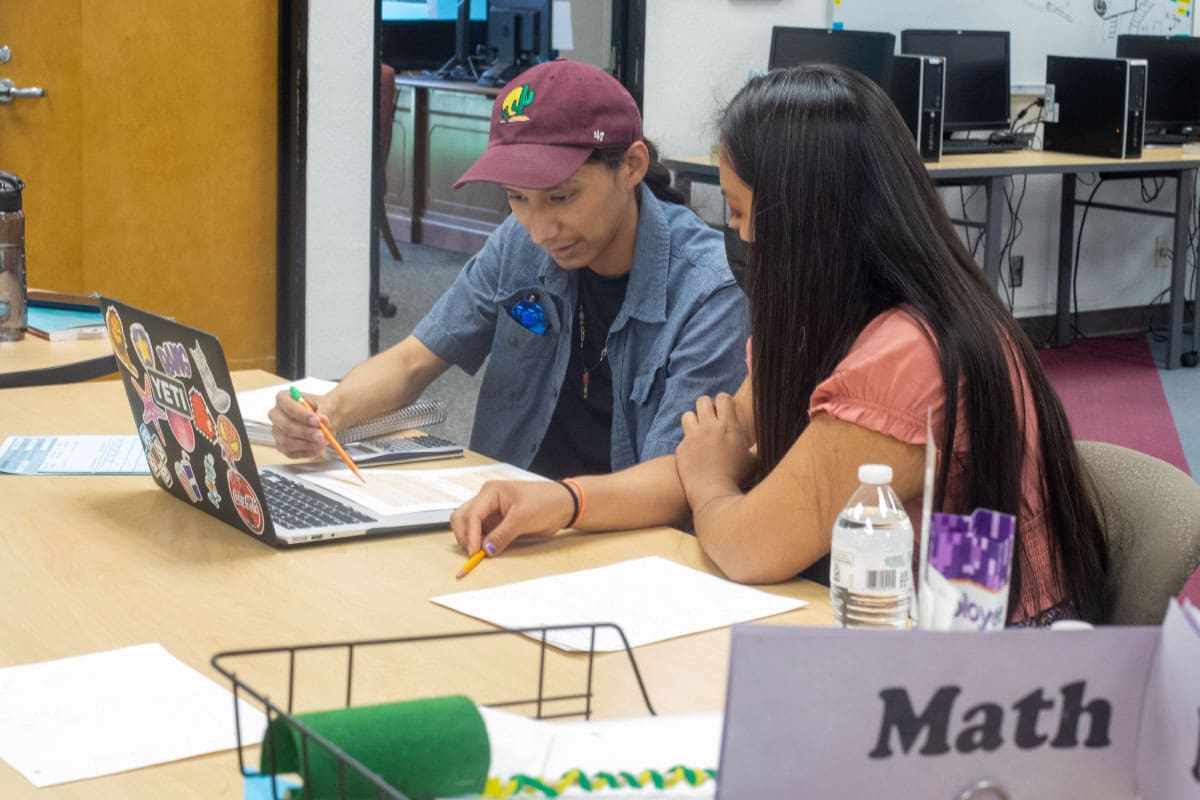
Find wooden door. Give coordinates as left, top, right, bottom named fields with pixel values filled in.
left=0, top=1, right=278, bottom=370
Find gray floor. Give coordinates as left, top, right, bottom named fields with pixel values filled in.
left=377, top=240, right=480, bottom=447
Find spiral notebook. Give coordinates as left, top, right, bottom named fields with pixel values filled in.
left=235, top=378, right=449, bottom=446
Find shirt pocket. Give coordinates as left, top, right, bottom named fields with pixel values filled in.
left=493, top=288, right=558, bottom=359
left=478, top=290, right=561, bottom=408
left=630, top=363, right=666, bottom=407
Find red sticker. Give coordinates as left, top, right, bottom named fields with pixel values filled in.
left=217, top=415, right=243, bottom=462
left=227, top=470, right=264, bottom=535
left=191, top=388, right=217, bottom=441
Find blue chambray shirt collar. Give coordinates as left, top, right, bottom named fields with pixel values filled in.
left=534, top=183, right=669, bottom=328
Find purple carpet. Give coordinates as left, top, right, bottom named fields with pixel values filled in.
left=1037, top=336, right=1189, bottom=473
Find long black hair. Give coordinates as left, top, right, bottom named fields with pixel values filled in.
left=589, top=138, right=687, bottom=205
left=720, top=65, right=1108, bottom=622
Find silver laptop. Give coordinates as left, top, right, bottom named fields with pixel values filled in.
left=99, top=296, right=454, bottom=546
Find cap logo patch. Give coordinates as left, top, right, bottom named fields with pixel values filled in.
left=593, top=130, right=605, bottom=142
left=500, top=84, right=535, bottom=123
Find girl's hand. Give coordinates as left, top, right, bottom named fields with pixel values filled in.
left=450, top=479, right=576, bottom=556
left=676, top=393, right=756, bottom=509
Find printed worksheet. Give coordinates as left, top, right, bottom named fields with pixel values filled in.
left=0, top=643, right=264, bottom=787
left=432, top=556, right=807, bottom=651
left=0, top=435, right=149, bottom=475
left=296, top=462, right=547, bottom=516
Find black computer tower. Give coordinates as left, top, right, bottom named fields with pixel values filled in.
left=888, top=53, right=945, bottom=162
left=1044, top=55, right=1147, bottom=158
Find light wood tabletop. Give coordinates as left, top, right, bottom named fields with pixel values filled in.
left=0, top=371, right=833, bottom=799
left=0, top=336, right=115, bottom=374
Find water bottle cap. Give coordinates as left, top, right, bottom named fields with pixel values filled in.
left=0, top=171, right=23, bottom=213
left=858, top=464, right=893, bottom=484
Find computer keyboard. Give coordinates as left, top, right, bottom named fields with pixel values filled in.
left=941, top=138, right=1028, bottom=155
left=260, top=471, right=375, bottom=530
left=1144, top=133, right=1200, bottom=146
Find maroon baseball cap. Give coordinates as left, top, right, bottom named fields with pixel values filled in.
left=454, top=60, right=643, bottom=190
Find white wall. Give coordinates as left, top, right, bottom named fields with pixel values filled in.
left=302, top=0, right=1192, bottom=364
left=643, top=0, right=1190, bottom=321
left=304, top=0, right=375, bottom=377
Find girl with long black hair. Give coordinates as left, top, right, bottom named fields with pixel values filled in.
left=450, top=64, right=1109, bottom=625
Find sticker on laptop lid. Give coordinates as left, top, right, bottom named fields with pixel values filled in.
left=204, top=453, right=221, bottom=508
left=216, top=415, right=243, bottom=464
left=228, top=469, right=264, bottom=535
left=190, top=339, right=232, bottom=414
left=129, top=322, right=155, bottom=371
left=190, top=388, right=217, bottom=443
left=176, top=457, right=202, bottom=503
left=105, top=306, right=138, bottom=376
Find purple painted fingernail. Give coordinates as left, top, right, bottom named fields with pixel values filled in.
left=484, top=541, right=497, bottom=556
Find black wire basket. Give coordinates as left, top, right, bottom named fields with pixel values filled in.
left=211, top=623, right=656, bottom=800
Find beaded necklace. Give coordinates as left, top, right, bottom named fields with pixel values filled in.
left=577, top=301, right=608, bottom=401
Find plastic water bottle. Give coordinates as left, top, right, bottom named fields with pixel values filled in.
left=0, top=171, right=26, bottom=342
left=830, top=464, right=913, bottom=629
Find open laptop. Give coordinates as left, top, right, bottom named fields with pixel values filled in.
left=99, top=296, right=458, bottom=547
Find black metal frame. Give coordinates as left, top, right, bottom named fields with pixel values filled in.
left=211, top=623, right=655, bottom=799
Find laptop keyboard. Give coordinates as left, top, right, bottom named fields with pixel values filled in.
left=941, top=138, right=1026, bottom=155
left=260, top=471, right=376, bottom=530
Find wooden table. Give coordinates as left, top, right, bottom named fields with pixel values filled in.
left=0, top=370, right=832, bottom=799
left=0, top=336, right=116, bottom=388
left=665, top=146, right=1200, bottom=368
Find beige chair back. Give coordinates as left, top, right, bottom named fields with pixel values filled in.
left=1078, top=441, right=1200, bottom=625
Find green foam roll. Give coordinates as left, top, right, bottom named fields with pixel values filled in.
left=259, top=694, right=489, bottom=799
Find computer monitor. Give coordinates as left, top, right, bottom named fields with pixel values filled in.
left=484, top=0, right=552, bottom=73
left=1115, top=34, right=1200, bottom=134
left=901, top=29, right=1011, bottom=132
left=767, top=26, right=896, bottom=89
left=381, top=0, right=487, bottom=74
left=380, top=0, right=487, bottom=22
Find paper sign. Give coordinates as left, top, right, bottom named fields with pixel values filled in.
left=1135, top=601, right=1200, bottom=800
left=718, top=625, right=1162, bottom=799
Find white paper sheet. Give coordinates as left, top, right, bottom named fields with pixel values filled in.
left=0, top=643, right=265, bottom=788
left=432, top=556, right=806, bottom=651
left=295, top=462, right=548, bottom=517
left=235, top=377, right=338, bottom=426
left=0, top=435, right=149, bottom=475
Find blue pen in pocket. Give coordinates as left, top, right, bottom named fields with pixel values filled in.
left=509, top=293, right=547, bottom=335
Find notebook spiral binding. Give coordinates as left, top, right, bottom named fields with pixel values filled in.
left=211, top=623, right=656, bottom=800
left=337, top=400, right=447, bottom=444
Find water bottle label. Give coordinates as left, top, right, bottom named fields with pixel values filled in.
left=830, top=547, right=912, bottom=595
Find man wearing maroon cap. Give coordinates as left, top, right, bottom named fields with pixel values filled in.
left=271, top=60, right=747, bottom=479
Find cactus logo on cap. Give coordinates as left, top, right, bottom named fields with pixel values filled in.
left=499, top=84, right=535, bottom=123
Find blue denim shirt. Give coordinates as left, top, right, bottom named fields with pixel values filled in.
left=412, top=185, right=749, bottom=471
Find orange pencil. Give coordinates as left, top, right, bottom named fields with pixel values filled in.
left=289, top=385, right=367, bottom=485
left=456, top=548, right=487, bottom=579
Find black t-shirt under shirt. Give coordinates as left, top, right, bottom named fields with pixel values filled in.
left=528, top=268, right=630, bottom=480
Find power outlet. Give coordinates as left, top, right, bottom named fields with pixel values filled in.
left=1009, top=254, right=1024, bottom=288
left=1155, top=237, right=1172, bottom=269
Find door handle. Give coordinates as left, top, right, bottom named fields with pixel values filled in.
left=0, top=78, right=46, bottom=103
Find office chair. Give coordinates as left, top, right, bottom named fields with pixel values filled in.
left=1078, top=441, right=1200, bottom=625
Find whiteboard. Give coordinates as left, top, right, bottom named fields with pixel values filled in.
left=827, top=0, right=1196, bottom=90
